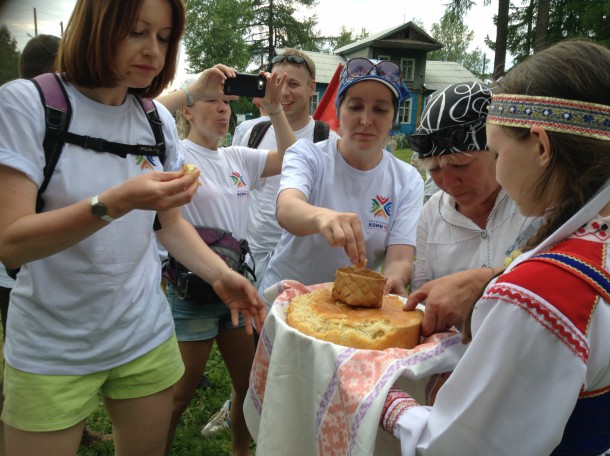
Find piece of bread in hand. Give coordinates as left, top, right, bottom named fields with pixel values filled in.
left=182, top=163, right=202, bottom=186
left=183, top=163, right=198, bottom=175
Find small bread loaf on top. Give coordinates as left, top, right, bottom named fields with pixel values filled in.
left=332, top=266, right=387, bottom=308
left=287, top=288, right=422, bottom=350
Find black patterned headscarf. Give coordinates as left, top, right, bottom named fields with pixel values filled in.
left=413, top=82, right=491, bottom=157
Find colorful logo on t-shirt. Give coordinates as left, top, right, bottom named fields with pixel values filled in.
left=370, top=195, right=392, bottom=219
left=231, top=171, right=247, bottom=188
left=136, top=155, right=159, bottom=170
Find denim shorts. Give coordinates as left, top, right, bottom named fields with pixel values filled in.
left=167, top=283, right=245, bottom=342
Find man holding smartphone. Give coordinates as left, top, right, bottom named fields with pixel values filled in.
left=238, top=48, right=338, bottom=289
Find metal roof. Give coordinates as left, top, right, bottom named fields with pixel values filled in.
left=307, top=51, right=346, bottom=84
left=305, top=52, right=482, bottom=90
left=422, top=60, right=483, bottom=91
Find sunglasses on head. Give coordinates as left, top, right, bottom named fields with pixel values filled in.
left=271, top=54, right=314, bottom=78
left=346, top=58, right=402, bottom=83
left=407, top=118, right=486, bottom=155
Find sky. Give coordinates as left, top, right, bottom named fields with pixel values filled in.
left=1, top=0, right=499, bottom=84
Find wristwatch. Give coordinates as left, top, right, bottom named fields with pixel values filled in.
left=91, top=195, right=114, bottom=222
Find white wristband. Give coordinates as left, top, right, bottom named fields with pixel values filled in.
left=181, top=86, right=194, bottom=107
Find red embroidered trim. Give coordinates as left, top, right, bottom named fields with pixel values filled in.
left=483, top=284, right=589, bottom=362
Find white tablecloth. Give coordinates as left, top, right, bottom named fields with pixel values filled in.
left=245, top=281, right=467, bottom=456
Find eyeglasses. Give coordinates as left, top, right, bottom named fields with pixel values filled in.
left=346, top=58, right=402, bottom=83
left=271, top=54, right=314, bottom=78
left=407, top=118, right=486, bottom=155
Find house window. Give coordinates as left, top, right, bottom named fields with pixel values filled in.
left=398, top=99, right=412, bottom=125
left=400, top=58, right=415, bottom=82
left=378, top=54, right=391, bottom=61
left=310, top=93, right=319, bottom=115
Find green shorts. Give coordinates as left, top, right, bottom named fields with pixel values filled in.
left=2, top=334, right=184, bottom=432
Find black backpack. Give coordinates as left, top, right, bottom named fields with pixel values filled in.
left=6, top=73, right=166, bottom=279
left=246, top=119, right=330, bottom=148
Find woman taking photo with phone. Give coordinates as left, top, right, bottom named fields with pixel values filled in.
left=163, top=71, right=295, bottom=455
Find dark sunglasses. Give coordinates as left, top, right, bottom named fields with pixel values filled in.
left=271, top=54, right=314, bottom=78
left=346, top=58, right=401, bottom=83
left=407, top=118, right=486, bottom=155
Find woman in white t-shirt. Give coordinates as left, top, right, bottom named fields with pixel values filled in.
left=163, top=72, right=295, bottom=455
left=0, top=0, right=265, bottom=454
left=260, top=58, right=424, bottom=304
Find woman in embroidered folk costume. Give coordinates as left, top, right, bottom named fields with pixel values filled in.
left=0, top=0, right=265, bottom=454
left=162, top=73, right=295, bottom=455
left=381, top=40, right=610, bottom=454
left=259, top=58, right=424, bottom=306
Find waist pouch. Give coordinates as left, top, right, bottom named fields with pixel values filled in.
left=163, top=226, right=256, bottom=304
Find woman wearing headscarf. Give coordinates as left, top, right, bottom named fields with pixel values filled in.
left=407, top=82, right=538, bottom=335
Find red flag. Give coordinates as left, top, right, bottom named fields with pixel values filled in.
left=313, top=63, right=343, bottom=133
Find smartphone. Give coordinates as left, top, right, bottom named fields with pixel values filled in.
left=223, top=73, right=267, bottom=97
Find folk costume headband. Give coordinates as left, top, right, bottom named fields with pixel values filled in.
left=488, top=94, right=610, bottom=141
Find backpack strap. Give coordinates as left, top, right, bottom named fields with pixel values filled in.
left=247, top=120, right=272, bottom=148
left=32, top=73, right=72, bottom=212
left=136, top=97, right=166, bottom=165
left=247, top=119, right=330, bottom=148
left=313, top=120, right=330, bottom=143
left=31, top=74, right=166, bottom=211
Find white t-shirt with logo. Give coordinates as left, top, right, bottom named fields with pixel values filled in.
left=239, top=118, right=340, bottom=253
left=259, top=138, right=424, bottom=296
left=0, top=78, right=182, bottom=375
left=178, top=139, right=267, bottom=238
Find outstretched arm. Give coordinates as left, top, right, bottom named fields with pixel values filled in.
left=156, top=64, right=239, bottom=112
left=257, top=71, right=297, bottom=177
left=157, top=207, right=266, bottom=334
left=382, top=244, right=415, bottom=297
left=276, top=188, right=366, bottom=266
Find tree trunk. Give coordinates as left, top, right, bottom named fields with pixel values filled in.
left=533, top=0, right=551, bottom=52
left=493, top=0, right=510, bottom=81
left=267, top=0, right=275, bottom=67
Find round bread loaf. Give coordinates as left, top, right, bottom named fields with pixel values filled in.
left=286, top=288, right=423, bottom=350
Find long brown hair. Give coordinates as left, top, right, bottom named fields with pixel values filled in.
left=494, top=40, right=610, bottom=250
left=57, top=0, right=185, bottom=98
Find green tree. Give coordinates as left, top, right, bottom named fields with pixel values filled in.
left=324, top=25, right=370, bottom=51
left=0, top=24, right=20, bottom=84
left=507, top=0, right=610, bottom=64
left=446, top=0, right=509, bottom=81
left=183, top=0, right=323, bottom=72
left=249, top=0, right=323, bottom=69
left=428, top=13, right=489, bottom=80
left=183, top=0, right=254, bottom=72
